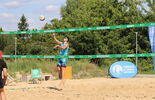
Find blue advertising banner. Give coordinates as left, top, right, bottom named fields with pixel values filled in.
left=149, top=26, right=155, bottom=70
left=109, top=61, right=137, bottom=78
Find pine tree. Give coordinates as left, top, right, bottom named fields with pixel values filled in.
left=18, top=14, right=29, bottom=31
left=17, top=14, right=31, bottom=55
left=18, top=14, right=30, bottom=39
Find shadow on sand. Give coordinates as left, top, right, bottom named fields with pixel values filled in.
left=46, top=87, right=63, bottom=91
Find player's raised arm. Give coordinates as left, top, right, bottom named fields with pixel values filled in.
left=52, top=33, right=62, bottom=44
left=57, top=43, right=69, bottom=49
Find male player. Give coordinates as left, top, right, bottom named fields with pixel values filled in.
left=52, top=33, right=69, bottom=81
left=0, top=51, right=7, bottom=100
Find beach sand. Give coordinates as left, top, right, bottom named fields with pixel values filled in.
left=5, top=78, right=155, bottom=100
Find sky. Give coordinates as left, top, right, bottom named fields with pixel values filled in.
left=0, top=0, right=67, bottom=31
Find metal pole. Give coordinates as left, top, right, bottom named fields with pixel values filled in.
left=15, top=37, right=17, bottom=62
left=135, top=32, right=138, bottom=67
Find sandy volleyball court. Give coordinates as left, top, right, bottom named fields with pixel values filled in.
left=5, top=78, right=155, bottom=100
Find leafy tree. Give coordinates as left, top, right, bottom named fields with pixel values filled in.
left=45, top=0, right=149, bottom=54
left=0, top=28, right=15, bottom=54
left=143, top=0, right=155, bottom=21
left=0, top=28, right=3, bottom=32
left=0, top=28, right=4, bottom=50
left=43, top=0, right=152, bottom=65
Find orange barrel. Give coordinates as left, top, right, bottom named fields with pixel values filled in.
left=64, top=66, right=72, bottom=79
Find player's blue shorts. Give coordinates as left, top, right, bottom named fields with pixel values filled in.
left=57, top=58, right=68, bottom=67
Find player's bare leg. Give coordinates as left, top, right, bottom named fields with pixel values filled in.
left=0, top=88, right=6, bottom=100
left=59, top=67, right=66, bottom=90
left=57, top=66, right=62, bottom=79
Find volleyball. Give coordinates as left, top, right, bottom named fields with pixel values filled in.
left=40, top=15, right=45, bottom=21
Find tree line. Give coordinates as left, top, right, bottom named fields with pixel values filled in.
left=0, top=0, right=155, bottom=63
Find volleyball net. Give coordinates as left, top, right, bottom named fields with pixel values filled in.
left=0, top=22, right=155, bottom=59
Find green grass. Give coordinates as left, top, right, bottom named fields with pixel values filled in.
left=6, top=59, right=105, bottom=79
left=6, top=58, right=155, bottom=79
left=7, top=59, right=56, bottom=78
left=139, top=70, right=155, bottom=74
